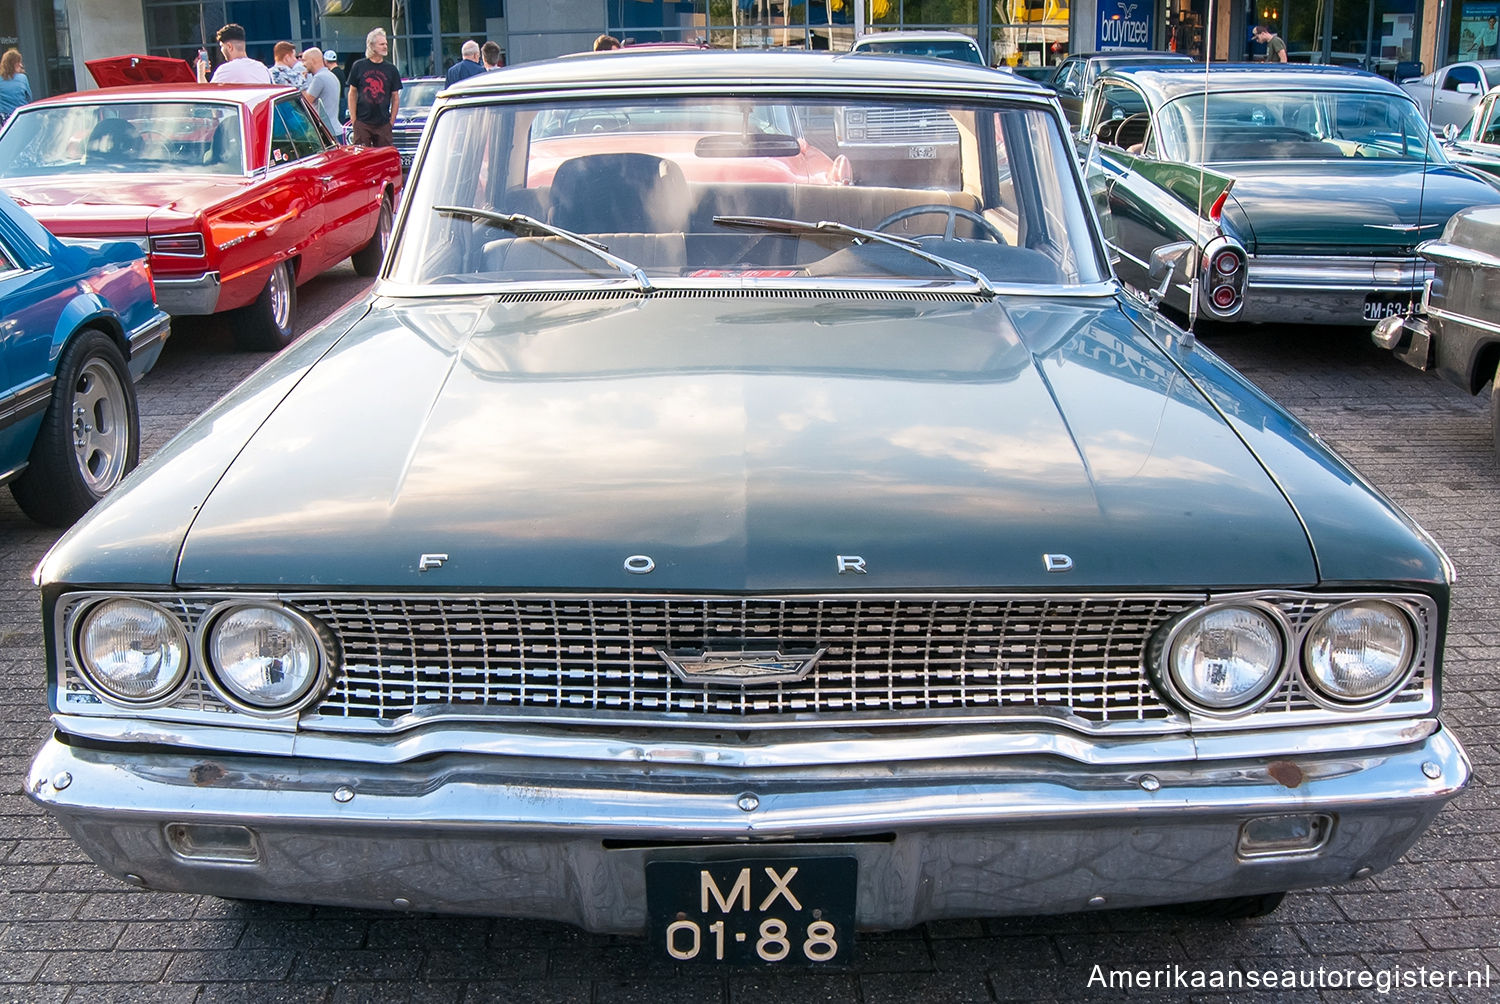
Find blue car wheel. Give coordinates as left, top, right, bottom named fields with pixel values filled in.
left=11, top=330, right=140, bottom=527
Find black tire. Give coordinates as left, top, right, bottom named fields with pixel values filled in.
left=351, top=194, right=393, bottom=278
left=231, top=259, right=297, bottom=352
left=1159, top=891, right=1286, bottom=920
left=1491, top=359, right=1500, bottom=465
left=10, top=330, right=139, bottom=527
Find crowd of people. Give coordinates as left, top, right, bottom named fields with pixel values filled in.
left=185, top=22, right=509, bottom=148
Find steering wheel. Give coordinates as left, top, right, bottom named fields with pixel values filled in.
left=874, top=205, right=1007, bottom=243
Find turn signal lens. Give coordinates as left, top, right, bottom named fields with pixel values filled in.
left=77, top=599, right=189, bottom=703
left=149, top=233, right=206, bottom=256
left=207, top=605, right=321, bottom=711
left=1303, top=601, right=1414, bottom=703
left=1167, top=606, right=1284, bottom=711
left=1212, top=250, right=1241, bottom=276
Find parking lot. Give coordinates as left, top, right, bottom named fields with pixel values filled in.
left=1, top=264, right=1496, bottom=1002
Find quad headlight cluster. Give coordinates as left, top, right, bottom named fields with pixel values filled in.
left=1154, top=598, right=1421, bottom=717
left=72, top=598, right=329, bottom=715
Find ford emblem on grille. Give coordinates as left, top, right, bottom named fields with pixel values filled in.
left=651, top=647, right=826, bottom=685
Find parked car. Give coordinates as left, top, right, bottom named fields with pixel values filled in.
left=1082, top=63, right=1500, bottom=325
left=1400, top=59, right=1500, bottom=128
left=1045, top=50, right=1192, bottom=126
left=1438, top=83, right=1500, bottom=179
left=0, top=190, right=168, bottom=525
left=27, top=51, right=1468, bottom=950
left=343, top=75, right=443, bottom=171
left=848, top=29, right=986, bottom=65
left=0, top=71, right=402, bottom=351
left=1373, top=204, right=1500, bottom=460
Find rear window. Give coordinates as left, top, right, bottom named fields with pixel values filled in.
left=852, top=39, right=985, bottom=65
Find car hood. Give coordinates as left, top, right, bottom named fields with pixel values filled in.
left=169, top=294, right=1315, bottom=590
left=1216, top=161, right=1500, bottom=253
left=4, top=176, right=249, bottom=234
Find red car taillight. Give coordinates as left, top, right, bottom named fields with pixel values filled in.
left=1211, top=284, right=1237, bottom=309
left=150, top=233, right=206, bottom=257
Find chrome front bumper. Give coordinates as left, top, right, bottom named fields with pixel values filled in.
left=27, top=724, right=1468, bottom=932
left=152, top=271, right=221, bottom=316
left=1241, top=255, right=1432, bottom=326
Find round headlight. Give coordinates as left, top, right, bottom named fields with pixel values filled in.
left=1166, top=605, right=1284, bottom=713
left=77, top=599, right=189, bottom=704
left=207, top=605, right=321, bottom=711
left=1303, top=600, right=1414, bottom=704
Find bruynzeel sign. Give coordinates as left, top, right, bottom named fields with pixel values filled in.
left=1096, top=0, right=1154, bottom=50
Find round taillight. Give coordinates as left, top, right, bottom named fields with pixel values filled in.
left=1212, top=284, right=1237, bottom=308
left=1213, top=250, right=1241, bottom=276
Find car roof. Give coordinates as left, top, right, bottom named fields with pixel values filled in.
left=447, top=49, right=1040, bottom=97
left=22, top=82, right=296, bottom=108
left=852, top=30, right=980, bottom=43
left=1104, top=62, right=1404, bottom=100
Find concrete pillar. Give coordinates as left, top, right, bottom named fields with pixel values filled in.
left=65, top=0, right=148, bottom=91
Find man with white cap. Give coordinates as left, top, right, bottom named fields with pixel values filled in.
left=300, top=47, right=341, bottom=136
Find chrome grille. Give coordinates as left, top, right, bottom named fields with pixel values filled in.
left=304, top=595, right=1192, bottom=725
left=52, top=591, right=1439, bottom=734
left=850, top=107, right=960, bottom=145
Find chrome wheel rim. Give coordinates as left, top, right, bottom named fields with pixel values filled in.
left=71, top=358, right=130, bottom=494
left=378, top=200, right=392, bottom=255
left=269, top=262, right=292, bottom=333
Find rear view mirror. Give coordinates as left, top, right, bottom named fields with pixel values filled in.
left=694, top=133, right=802, bottom=158
left=1456, top=81, right=1482, bottom=95
left=1444, top=122, right=1460, bottom=141
left=1147, top=241, right=1195, bottom=306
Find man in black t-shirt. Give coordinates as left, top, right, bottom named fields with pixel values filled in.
left=347, top=27, right=402, bottom=147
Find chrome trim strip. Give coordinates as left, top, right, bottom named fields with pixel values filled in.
left=373, top=278, right=1122, bottom=300
left=0, top=376, right=55, bottom=429
left=49, top=712, right=1440, bottom=769
left=1428, top=302, right=1500, bottom=339
left=125, top=311, right=171, bottom=357
left=1417, top=239, right=1500, bottom=271
left=1246, top=254, right=1431, bottom=289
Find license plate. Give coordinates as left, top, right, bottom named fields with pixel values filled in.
left=907, top=145, right=937, bottom=160
left=1364, top=295, right=1408, bottom=321
left=646, top=857, right=856, bottom=965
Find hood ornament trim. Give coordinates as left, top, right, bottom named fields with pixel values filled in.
left=651, top=647, right=826, bottom=685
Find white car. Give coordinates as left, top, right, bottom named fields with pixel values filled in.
left=1400, top=59, right=1500, bottom=128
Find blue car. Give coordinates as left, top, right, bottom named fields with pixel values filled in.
left=0, top=191, right=169, bottom=525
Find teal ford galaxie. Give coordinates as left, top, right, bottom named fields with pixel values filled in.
left=27, top=52, right=1468, bottom=958
left=1083, top=64, right=1500, bottom=326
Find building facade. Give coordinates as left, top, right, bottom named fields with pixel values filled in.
left=0, top=0, right=1475, bottom=99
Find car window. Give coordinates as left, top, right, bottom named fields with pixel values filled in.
left=0, top=101, right=244, bottom=176
left=1445, top=65, right=1480, bottom=90
left=403, top=80, right=443, bottom=112
left=271, top=96, right=326, bottom=166
left=1154, top=90, right=1444, bottom=163
left=391, top=94, right=1107, bottom=288
left=1055, top=60, right=1083, bottom=93
left=851, top=39, right=985, bottom=65
left=0, top=237, right=17, bottom=274
left=1481, top=97, right=1500, bottom=143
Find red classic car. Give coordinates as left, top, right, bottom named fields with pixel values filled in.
left=0, top=80, right=401, bottom=350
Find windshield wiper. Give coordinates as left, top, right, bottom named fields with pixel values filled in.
left=713, top=214, right=997, bottom=297
left=434, top=205, right=653, bottom=292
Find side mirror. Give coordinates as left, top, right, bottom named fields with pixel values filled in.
left=1147, top=241, right=1195, bottom=306
left=1456, top=81, right=1482, bottom=95
left=1443, top=122, right=1460, bottom=141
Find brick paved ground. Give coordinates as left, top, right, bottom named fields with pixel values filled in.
left=1, top=275, right=1496, bottom=1001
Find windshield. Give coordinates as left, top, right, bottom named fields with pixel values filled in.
left=1154, top=90, right=1443, bottom=164
left=0, top=101, right=245, bottom=176
left=402, top=80, right=443, bottom=113
left=389, top=95, right=1105, bottom=288
left=852, top=39, right=985, bottom=65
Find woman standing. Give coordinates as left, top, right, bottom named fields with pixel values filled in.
left=0, top=49, right=31, bottom=125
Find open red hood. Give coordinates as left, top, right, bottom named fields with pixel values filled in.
left=86, top=55, right=196, bottom=87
